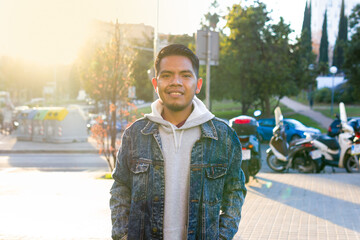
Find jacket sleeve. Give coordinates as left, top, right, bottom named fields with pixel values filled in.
left=219, top=130, right=247, bottom=239
left=110, top=130, right=132, bottom=240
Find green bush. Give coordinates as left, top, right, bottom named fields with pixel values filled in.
left=334, top=83, right=356, bottom=103
left=314, top=88, right=332, bottom=103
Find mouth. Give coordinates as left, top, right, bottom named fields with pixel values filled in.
left=167, top=90, right=184, bottom=97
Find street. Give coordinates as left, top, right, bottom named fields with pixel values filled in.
left=0, top=153, right=109, bottom=171
left=0, top=146, right=359, bottom=239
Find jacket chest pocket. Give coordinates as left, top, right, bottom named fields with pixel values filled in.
left=204, top=165, right=228, bottom=206
left=130, top=161, right=150, bottom=202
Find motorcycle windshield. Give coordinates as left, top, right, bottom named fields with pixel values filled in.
left=274, top=106, right=283, bottom=126
left=339, top=102, right=354, bottom=133
left=340, top=102, right=348, bottom=124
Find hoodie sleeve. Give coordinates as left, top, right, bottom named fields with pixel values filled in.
left=219, top=129, right=247, bottom=239
left=110, top=130, right=132, bottom=240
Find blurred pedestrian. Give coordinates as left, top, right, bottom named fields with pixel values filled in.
left=2, top=105, right=13, bottom=134
left=309, top=92, right=314, bottom=109
left=110, top=44, right=247, bottom=240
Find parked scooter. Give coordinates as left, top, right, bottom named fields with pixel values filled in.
left=229, top=110, right=262, bottom=183
left=311, top=102, right=360, bottom=172
left=266, top=106, right=320, bottom=173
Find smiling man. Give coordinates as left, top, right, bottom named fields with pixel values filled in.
left=110, top=44, right=247, bottom=240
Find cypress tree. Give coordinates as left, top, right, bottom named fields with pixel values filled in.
left=333, top=0, right=348, bottom=71
left=319, top=10, right=329, bottom=74
left=301, top=1, right=309, bottom=33
left=301, top=1, right=312, bottom=52
left=308, top=0, right=312, bottom=51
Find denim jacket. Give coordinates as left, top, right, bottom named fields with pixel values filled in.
left=110, top=117, right=247, bottom=240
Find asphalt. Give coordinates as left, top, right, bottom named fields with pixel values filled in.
left=280, top=96, right=333, bottom=129
left=0, top=134, right=99, bottom=154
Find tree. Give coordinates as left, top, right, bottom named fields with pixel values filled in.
left=333, top=0, right=348, bottom=71
left=319, top=10, right=329, bottom=74
left=293, top=0, right=316, bottom=100
left=217, top=2, right=294, bottom=116
left=200, top=0, right=220, bottom=31
left=301, top=0, right=312, bottom=54
left=80, top=21, right=135, bottom=171
left=343, top=4, right=360, bottom=99
left=130, top=36, right=154, bottom=102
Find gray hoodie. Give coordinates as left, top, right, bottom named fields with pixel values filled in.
left=144, top=96, right=214, bottom=240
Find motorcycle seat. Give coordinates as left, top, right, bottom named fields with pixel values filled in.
left=316, top=135, right=340, bottom=150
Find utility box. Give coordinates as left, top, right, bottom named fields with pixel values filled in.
left=15, top=109, right=37, bottom=141
left=32, top=108, right=49, bottom=142
left=45, top=107, right=88, bottom=143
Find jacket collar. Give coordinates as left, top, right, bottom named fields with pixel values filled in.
left=141, top=118, right=218, bottom=140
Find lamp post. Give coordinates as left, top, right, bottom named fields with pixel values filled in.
left=308, top=64, right=314, bottom=109
left=330, top=66, right=338, bottom=117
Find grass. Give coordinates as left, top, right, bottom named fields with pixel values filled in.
left=98, top=173, right=113, bottom=180
left=290, top=91, right=360, bottom=118
left=314, top=105, right=360, bottom=118
left=135, top=99, right=326, bottom=131
left=133, top=106, right=151, bottom=118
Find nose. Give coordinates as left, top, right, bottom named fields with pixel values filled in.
left=170, top=74, right=182, bottom=85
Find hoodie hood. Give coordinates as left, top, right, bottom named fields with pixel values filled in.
left=144, top=96, right=214, bottom=153
left=144, top=96, right=214, bottom=130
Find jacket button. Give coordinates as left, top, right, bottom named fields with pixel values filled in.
left=152, top=227, right=158, bottom=233
left=154, top=196, right=159, bottom=201
left=155, top=165, right=161, bottom=170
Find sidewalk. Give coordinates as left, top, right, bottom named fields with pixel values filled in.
left=280, top=96, right=333, bottom=129
left=0, top=134, right=99, bottom=154
left=1, top=170, right=359, bottom=240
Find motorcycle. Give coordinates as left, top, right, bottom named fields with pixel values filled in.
left=311, top=102, right=360, bottom=173
left=229, top=110, right=262, bottom=183
left=266, top=106, right=320, bottom=173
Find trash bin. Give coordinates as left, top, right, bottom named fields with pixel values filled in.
left=32, top=108, right=49, bottom=142
left=15, top=109, right=37, bottom=141
left=45, top=107, right=88, bottom=143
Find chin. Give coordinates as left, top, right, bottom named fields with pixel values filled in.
left=164, top=102, right=189, bottom=112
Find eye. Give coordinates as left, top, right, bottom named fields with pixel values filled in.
left=182, top=74, right=192, bottom=78
left=160, top=73, right=171, bottom=79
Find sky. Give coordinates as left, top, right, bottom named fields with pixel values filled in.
left=0, top=0, right=307, bottom=65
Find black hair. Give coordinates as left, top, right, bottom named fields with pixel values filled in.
left=154, top=44, right=199, bottom=78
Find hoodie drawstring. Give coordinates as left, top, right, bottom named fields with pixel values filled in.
left=170, top=124, right=184, bottom=153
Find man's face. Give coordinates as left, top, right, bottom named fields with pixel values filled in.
left=152, top=55, right=202, bottom=113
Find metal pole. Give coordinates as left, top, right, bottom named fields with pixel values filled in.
left=154, top=0, right=159, bottom=62
left=54, top=64, right=57, bottom=103
left=206, top=30, right=211, bottom=110
left=153, top=0, right=160, bottom=101
left=331, top=74, right=334, bottom=116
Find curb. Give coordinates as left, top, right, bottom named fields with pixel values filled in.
left=0, top=149, right=99, bottom=154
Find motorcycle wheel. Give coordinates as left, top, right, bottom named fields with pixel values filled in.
left=294, top=156, right=317, bottom=173
left=266, top=152, right=286, bottom=172
left=344, top=154, right=359, bottom=173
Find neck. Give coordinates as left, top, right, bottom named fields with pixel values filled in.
left=162, top=105, right=193, bottom=126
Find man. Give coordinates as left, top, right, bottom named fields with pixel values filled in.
left=110, top=44, right=246, bottom=240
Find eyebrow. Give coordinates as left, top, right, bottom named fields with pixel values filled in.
left=159, top=70, right=194, bottom=75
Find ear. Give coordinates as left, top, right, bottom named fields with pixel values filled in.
left=151, top=78, right=158, bottom=93
left=195, top=78, right=203, bottom=94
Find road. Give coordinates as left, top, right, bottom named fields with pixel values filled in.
left=0, top=153, right=110, bottom=171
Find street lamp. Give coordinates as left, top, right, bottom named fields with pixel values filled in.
left=308, top=64, right=314, bottom=109
left=330, top=66, right=338, bottom=117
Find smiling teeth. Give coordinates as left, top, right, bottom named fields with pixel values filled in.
left=170, top=92, right=182, bottom=95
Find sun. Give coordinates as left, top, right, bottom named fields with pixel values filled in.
left=0, top=0, right=92, bottom=66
